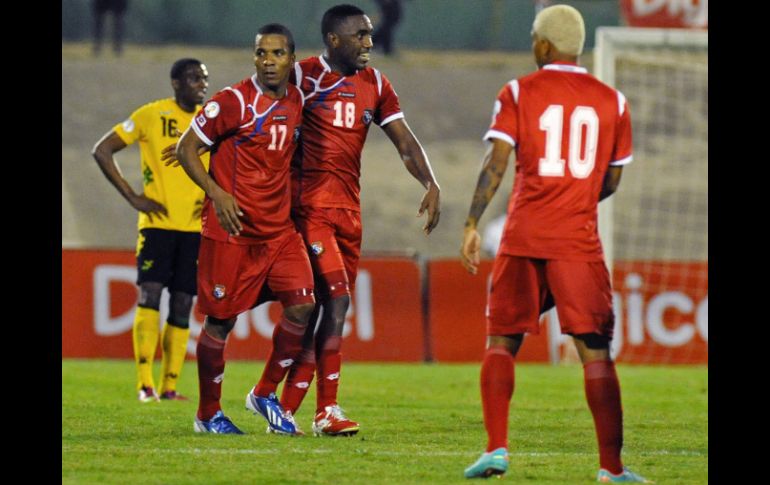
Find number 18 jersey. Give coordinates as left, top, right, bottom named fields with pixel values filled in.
left=290, top=56, right=403, bottom=211
left=486, top=62, right=633, bottom=262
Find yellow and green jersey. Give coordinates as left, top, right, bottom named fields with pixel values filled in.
left=113, top=98, right=210, bottom=232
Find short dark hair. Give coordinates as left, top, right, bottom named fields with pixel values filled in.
left=321, top=4, right=366, bottom=40
left=170, top=58, right=202, bottom=80
left=257, top=23, right=295, bottom=54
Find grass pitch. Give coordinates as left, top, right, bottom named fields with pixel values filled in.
left=62, top=360, right=707, bottom=484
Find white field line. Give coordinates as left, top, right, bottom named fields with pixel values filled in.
left=61, top=447, right=706, bottom=458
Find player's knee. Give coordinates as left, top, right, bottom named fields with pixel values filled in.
left=325, top=294, right=350, bottom=334
left=487, top=334, right=523, bottom=356
left=204, top=316, right=236, bottom=339
left=138, top=282, right=163, bottom=310
left=284, top=302, right=316, bottom=325
left=167, top=292, right=193, bottom=329
left=573, top=333, right=610, bottom=350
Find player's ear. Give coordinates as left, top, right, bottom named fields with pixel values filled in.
left=171, top=78, right=181, bottom=92
left=327, top=32, right=339, bottom=48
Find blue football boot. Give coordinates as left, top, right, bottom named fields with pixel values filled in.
left=193, top=410, right=244, bottom=434
left=597, top=467, right=653, bottom=483
left=245, top=389, right=298, bottom=435
left=464, top=447, right=509, bottom=478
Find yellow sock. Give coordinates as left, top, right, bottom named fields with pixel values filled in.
left=132, top=306, right=160, bottom=391
left=159, top=323, right=190, bottom=394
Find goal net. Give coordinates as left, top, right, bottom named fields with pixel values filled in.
left=592, top=28, right=708, bottom=364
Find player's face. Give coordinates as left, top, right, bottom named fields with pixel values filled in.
left=254, top=34, right=295, bottom=94
left=177, top=64, right=209, bottom=106
left=331, top=15, right=374, bottom=72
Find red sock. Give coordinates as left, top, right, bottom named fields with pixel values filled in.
left=280, top=348, right=316, bottom=414
left=583, top=360, right=624, bottom=474
left=316, top=335, right=342, bottom=412
left=254, top=317, right=306, bottom=397
left=480, top=346, right=515, bottom=452
left=196, top=329, right=226, bottom=421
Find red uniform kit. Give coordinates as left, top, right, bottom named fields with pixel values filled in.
left=484, top=62, right=633, bottom=337
left=191, top=75, right=315, bottom=318
left=290, top=56, right=402, bottom=295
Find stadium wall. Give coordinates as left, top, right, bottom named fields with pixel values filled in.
left=62, top=249, right=707, bottom=364
left=61, top=0, right=620, bottom=51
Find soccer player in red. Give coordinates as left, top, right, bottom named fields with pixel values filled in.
left=278, top=4, right=441, bottom=437
left=175, top=24, right=315, bottom=435
left=459, top=5, right=650, bottom=482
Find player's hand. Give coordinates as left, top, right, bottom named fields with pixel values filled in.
left=130, top=194, right=168, bottom=223
left=418, top=184, right=441, bottom=235
left=460, top=227, right=482, bottom=275
left=162, top=143, right=180, bottom=167
left=209, top=186, right=244, bottom=236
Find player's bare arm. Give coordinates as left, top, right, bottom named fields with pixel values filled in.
left=176, top=127, right=244, bottom=236
left=91, top=129, right=168, bottom=223
left=382, top=118, right=441, bottom=234
left=461, top=139, right=513, bottom=274
left=161, top=142, right=210, bottom=167
left=599, top=166, right=623, bottom=202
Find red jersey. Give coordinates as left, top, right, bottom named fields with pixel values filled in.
left=191, top=75, right=304, bottom=243
left=290, top=56, right=403, bottom=211
left=486, top=62, right=633, bottom=262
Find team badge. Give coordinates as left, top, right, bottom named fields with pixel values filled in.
left=362, top=109, right=374, bottom=126
left=310, top=241, right=324, bottom=256
left=213, top=284, right=226, bottom=299
left=204, top=101, right=220, bottom=118
left=122, top=119, right=135, bottom=133
left=196, top=114, right=206, bottom=127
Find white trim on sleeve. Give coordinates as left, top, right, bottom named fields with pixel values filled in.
left=508, top=79, right=519, bottom=104
left=484, top=129, right=516, bottom=147
left=191, top=119, right=214, bottom=146
left=617, top=91, right=626, bottom=116
left=380, top=112, right=404, bottom=126
left=374, top=68, right=383, bottom=96
left=609, top=155, right=633, bottom=166
left=294, top=63, right=303, bottom=86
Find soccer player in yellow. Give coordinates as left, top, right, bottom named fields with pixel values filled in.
left=92, top=58, right=210, bottom=402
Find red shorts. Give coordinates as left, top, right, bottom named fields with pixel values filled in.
left=197, top=231, right=315, bottom=319
left=292, top=206, right=362, bottom=299
left=486, top=255, right=614, bottom=338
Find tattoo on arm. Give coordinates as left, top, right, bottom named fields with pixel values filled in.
left=466, top=160, right=506, bottom=229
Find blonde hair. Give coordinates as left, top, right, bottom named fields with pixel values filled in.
left=533, top=4, right=585, bottom=57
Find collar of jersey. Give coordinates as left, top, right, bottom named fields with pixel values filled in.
left=542, top=62, right=587, bottom=74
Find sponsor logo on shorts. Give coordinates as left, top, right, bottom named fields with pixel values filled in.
left=204, top=101, right=220, bottom=118
left=141, top=260, right=154, bottom=272
left=196, top=114, right=206, bottom=126
left=362, top=109, right=373, bottom=126
left=311, top=242, right=324, bottom=256
left=213, top=284, right=226, bottom=299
